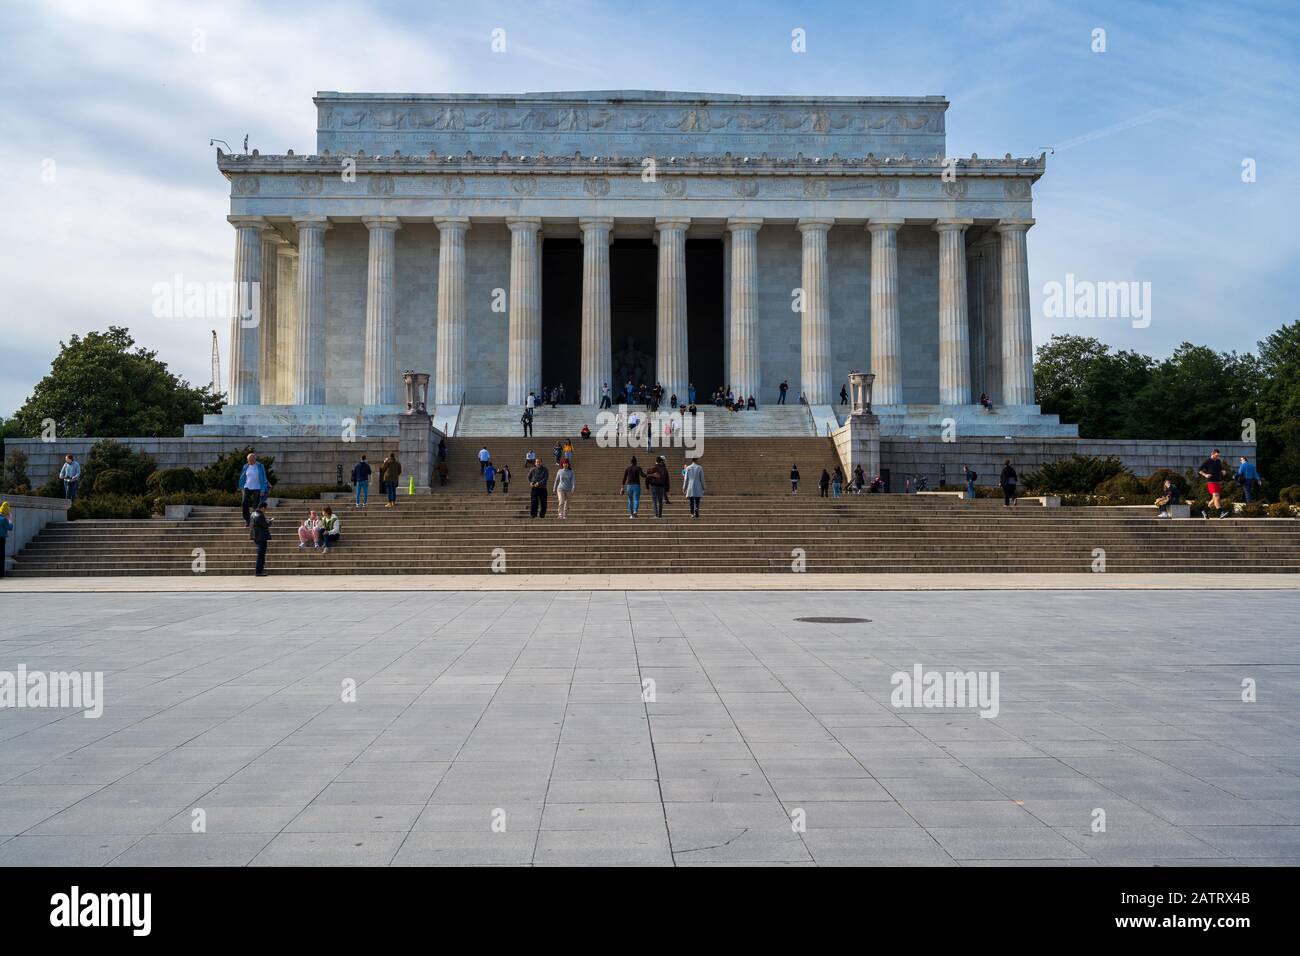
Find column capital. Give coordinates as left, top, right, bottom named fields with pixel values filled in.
left=506, top=216, right=543, bottom=233
left=228, top=215, right=268, bottom=231
left=292, top=215, right=331, bottom=231
left=654, top=216, right=691, bottom=232
left=261, top=231, right=289, bottom=247
left=726, top=217, right=764, bottom=233
left=796, top=217, right=834, bottom=233
left=434, top=216, right=471, bottom=233
left=362, top=216, right=402, bottom=232
left=275, top=242, right=299, bottom=259
left=866, top=218, right=906, bottom=234
left=995, top=218, right=1036, bottom=234
left=933, top=218, right=974, bottom=233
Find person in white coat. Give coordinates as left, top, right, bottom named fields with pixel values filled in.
left=682, top=458, right=706, bottom=519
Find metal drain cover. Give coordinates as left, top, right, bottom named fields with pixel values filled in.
left=794, top=616, right=871, bottom=624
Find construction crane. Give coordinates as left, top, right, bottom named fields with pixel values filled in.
left=210, top=330, right=221, bottom=392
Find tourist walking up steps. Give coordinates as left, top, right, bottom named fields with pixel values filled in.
left=1199, top=448, right=1228, bottom=518
left=683, top=458, right=705, bottom=519
left=819, top=468, right=831, bottom=498
left=351, top=454, right=371, bottom=509
left=250, top=502, right=272, bottom=576
left=555, top=459, right=575, bottom=519
left=621, top=456, right=647, bottom=518
left=963, top=464, right=977, bottom=500
left=831, top=465, right=844, bottom=498
left=478, top=446, right=491, bottom=474
left=790, top=464, right=800, bottom=494
left=238, top=453, right=269, bottom=526
left=381, top=453, right=402, bottom=507
left=498, top=463, right=510, bottom=494
left=528, top=458, right=549, bottom=519
left=1000, top=459, right=1018, bottom=507
left=59, top=454, right=81, bottom=502
left=484, top=461, right=496, bottom=494
left=521, top=407, right=533, bottom=437
left=648, top=455, right=670, bottom=518
left=0, top=501, right=12, bottom=578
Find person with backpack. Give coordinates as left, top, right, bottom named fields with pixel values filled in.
left=380, top=453, right=402, bottom=507
left=790, top=464, right=800, bottom=494
left=1000, top=459, right=1018, bottom=507
left=647, top=455, right=670, bottom=518
left=484, top=461, right=497, bottom=494
left=963, top=464, right=977, bottom=500
left=351, top=454, right=372, bottom=510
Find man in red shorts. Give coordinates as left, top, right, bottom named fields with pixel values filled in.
left=1198, top=448, right=1228, bottom=519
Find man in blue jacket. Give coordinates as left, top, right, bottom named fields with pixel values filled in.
left=1236, top=456, right=1262, bottom=503
left=351, top=455, right=372, bottom=510
left=237, top=452, right=269, bottom=526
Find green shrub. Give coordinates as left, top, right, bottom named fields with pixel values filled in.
left=36, top=476, right=64, bottom=498
left=271, top=484, right=352, bottom=499
left=82, top=439, right=156, bottom=495
left=151, top=490, right=243, bottom=514
left=1094, top=473, right=1146, bottom=497
left=93, top=468, right=134, bottom=494
left=1268, top=502, right=1295, bottom=519
left=69, top=493, right=151, bottom=520
left=2, top=449, right=29, bottom=493
left=1237, top=503, right=1267, bottom=518
left=148, top=467, right=199, bottom=494
left=1279, top=485, right=1300, bottom=505
left=1022, top=455, right=1127, bottom=494
left=195, top=446, right=277, bottom=492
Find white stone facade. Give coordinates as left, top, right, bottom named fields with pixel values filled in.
left=200, top=90, right=1071, bottom=437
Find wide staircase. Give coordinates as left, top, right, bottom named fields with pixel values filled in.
left=12, top=436, right=1300, bottom=576
left=456, top=403, right=816, bottom=438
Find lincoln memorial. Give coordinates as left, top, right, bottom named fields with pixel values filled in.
left=191, top=90, right=1074, bottom=438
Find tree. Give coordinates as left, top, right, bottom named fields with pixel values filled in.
left=4, top=327, right=223, bottom=440
left=1123, top=344, right=1261, bottom=441
left=1034, top=335, right=1153, bottom=438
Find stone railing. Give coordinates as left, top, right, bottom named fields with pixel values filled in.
left=2, top=494, right=72, bottom=572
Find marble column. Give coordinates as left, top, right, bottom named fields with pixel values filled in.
left=867, top=219, right=905, bottom=406
left=506, top=217, right=543, bottom=406
left=291, top=216, right=329, bottom=405
left=797, top=218, right=834, bottom=405
left=362, top=217, right=401, bottom=406
left=258, top=232, right=284, bottom=405
left=227, top=215, right=266, bottom=406
left=727, top=218, right=763, bottom=400
left=654, top=217, right=690, bottom=401
left=274, top=244, right=298, bottom=404
left=997, top=218, right=1036, bottom=406
left=433, top=217, right=470, bottom=406
left=722, top=231, right=731, bottom=387
left=579, top=217, right=613, bottom=408
left=934, top=218, right=973, bottom=405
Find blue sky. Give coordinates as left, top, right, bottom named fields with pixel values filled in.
left=1, top=0, right=1297, bottom=415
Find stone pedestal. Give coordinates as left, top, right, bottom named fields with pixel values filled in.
left=398, top=412, right=435, bottom=494
left=835, top=370, right=882, bottom=479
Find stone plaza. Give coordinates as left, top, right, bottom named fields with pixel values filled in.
left=1, top=587, right=1297, bottom=866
